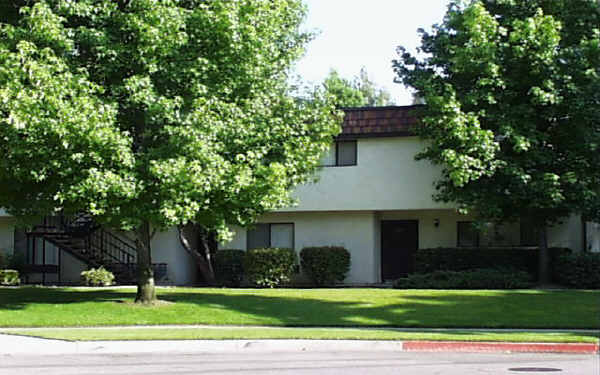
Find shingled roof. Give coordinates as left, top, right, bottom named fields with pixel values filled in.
left=338, top=105, right=422, bottom=139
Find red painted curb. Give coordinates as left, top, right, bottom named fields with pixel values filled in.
left=402, top=341, right=599, bottom=354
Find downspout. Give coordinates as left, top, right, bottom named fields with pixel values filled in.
left=582, top=216, right=587, bottom=252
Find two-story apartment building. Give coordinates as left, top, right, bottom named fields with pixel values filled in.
left=0, top=106, right=598, bottom=285
left=220, top=106, right=598, bottom=284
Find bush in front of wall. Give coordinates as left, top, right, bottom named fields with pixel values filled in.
left=243, top=248, right=296, bottom=288
left=0, top=269, right=20, bottom=286
left=81, top=266, right=115, bottom=286
left=393, top=268, right=533, bottom=289
left=553, top=252, right=600, bottom=289
left=414, top=247, right=571, bottom=279
left=213, top=249, right=245, bottom=286
left=300, top=246, right=351, bottom=286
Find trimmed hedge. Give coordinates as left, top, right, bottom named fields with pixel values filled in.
left=244, top=248, right=297, bottom=288
left=300, top=246, right=350, bottom=286
left=414, top=247, right=571, bottom=279
left=553, top=252, right=600, bottom=289
left=0, top=269, right=20, bottom=286
left=214, top=249, right=245, bottom=287
left=393, top=268, right=533, bottom=289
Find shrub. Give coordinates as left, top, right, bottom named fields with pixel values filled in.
left=213, top=249, right=245, bottom=286
left=553, top=252, right=600, bottom=289
left=244, top=248, right=296, bottom=288
left=81, top=266, right=115, bottom=286
left=300, top=246, right=351, bottom=286
left=393, top=268, right=533, bottom=289
left=0, top=269, right=20, bottom=286
left=414, top=247, right=570, bottom=279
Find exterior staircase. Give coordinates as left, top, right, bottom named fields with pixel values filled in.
left=26, top=214, right=165, bottom=284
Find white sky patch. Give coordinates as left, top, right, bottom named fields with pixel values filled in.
left=294, top=0, right=450, bottom=105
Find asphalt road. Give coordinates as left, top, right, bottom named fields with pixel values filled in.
left=1, top=351, right=597, bottom=375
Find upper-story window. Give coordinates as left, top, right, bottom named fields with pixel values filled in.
left=320, top=140, right=357, bottom=167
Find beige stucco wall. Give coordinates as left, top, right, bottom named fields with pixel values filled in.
left=547, top=215, right=583, bottom=250
left=0, top=217, right=16, bottom=256
left=282, top=137, right=452, bottom=212
left=60, top=251, right=87, bottom=283
left=220, top=209, right=587, bottom=285
left=151, top=227, right=198, bottom=285
left=586, top=222, right=600, bottom=252
left=221, top=212, right=379, bottom=283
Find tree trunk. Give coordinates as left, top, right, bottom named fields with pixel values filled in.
left=177, top=225, right=216, bottom=285
left=135, top=221, right=156, bottom=304
left=537, top=222, right=550, bottom=285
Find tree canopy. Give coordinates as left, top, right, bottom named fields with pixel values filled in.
left=322, top=68, right=395, bottom=108
left=0, top=0, right=341, bottom=301
left=394, top=0, right=600, bottom=281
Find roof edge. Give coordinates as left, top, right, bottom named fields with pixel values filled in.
left=340, top=104, right=425, bottom=111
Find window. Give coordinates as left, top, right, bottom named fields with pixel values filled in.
left=479, top=223, right=513, bottom=247
left=247, top=223, right=294, bottom=250
left=320, top=141, right=357, bottom=167
left=458, top=221, right=518, bottom=247
left=336, top=141, right=357, bottom=166
left=457, top=221, right=479, bottom=247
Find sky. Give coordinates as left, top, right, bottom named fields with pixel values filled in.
left=294, top=0, right=451, bottom=105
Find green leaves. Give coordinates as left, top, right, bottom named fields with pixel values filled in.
left=0, top=0, right=341, bottom=238
left=394, top=0, right=600, bottom=224
left=321, top=68, right=394, bottom=108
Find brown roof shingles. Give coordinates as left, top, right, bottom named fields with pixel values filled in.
left=338, top=105, right=422, bottom=139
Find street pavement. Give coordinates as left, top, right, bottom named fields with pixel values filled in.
left=0, top=332, right=598, bottom=374
left=1, top=351, right=598, bottom=375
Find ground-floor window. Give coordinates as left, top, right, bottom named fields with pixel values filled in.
left=457, top=221, right=479, bottom=247
left=458, top=220, right=536, bottom=247
left=247, top=223, right=294, bottom=250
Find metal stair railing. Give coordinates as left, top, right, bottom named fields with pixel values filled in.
left=28, top=214, right=138, bottom=273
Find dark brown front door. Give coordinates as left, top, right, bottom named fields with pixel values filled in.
left=381, top=220, right=418, bottom=281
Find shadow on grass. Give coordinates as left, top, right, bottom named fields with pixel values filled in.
left=0, top=286, right=133, bottom=310
left=0, top=287, right=598, bottom=329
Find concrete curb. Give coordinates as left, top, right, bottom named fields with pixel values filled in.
left=1, top=334, right=598, bottom=355
left=402, top=341, right=600, bottom=354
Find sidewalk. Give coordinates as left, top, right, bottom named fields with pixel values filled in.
left=1, top=330, right=598, bottom=355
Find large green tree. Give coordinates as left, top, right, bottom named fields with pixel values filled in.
left=322, top=68, right=395, bottom=108
left=0, top=0, right=340, bottom=302
left=394, top=0, right=600, bottom=282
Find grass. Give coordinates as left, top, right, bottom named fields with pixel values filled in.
left=1, top=287, right=598, bottom=329
left=2, top=327, right=598, bottom=343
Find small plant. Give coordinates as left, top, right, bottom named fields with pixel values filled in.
left=0, top=269, right=20, bottom=286
left=213, top=249, right=245, bottom=286
left=300, top=246, right=351, bottom=286
left=393, top=268, right=533, bottom=289
left=244, top=248, right=296, bottom=288
left=81, top=266, right=115, bottom=286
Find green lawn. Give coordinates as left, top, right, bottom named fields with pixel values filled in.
left=2, top=327, right=598, bottom=343
left=1, top=287, right=598, bottom=329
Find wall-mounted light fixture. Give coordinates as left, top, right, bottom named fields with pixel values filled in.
left=434, top=218, right=440, bottom=228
